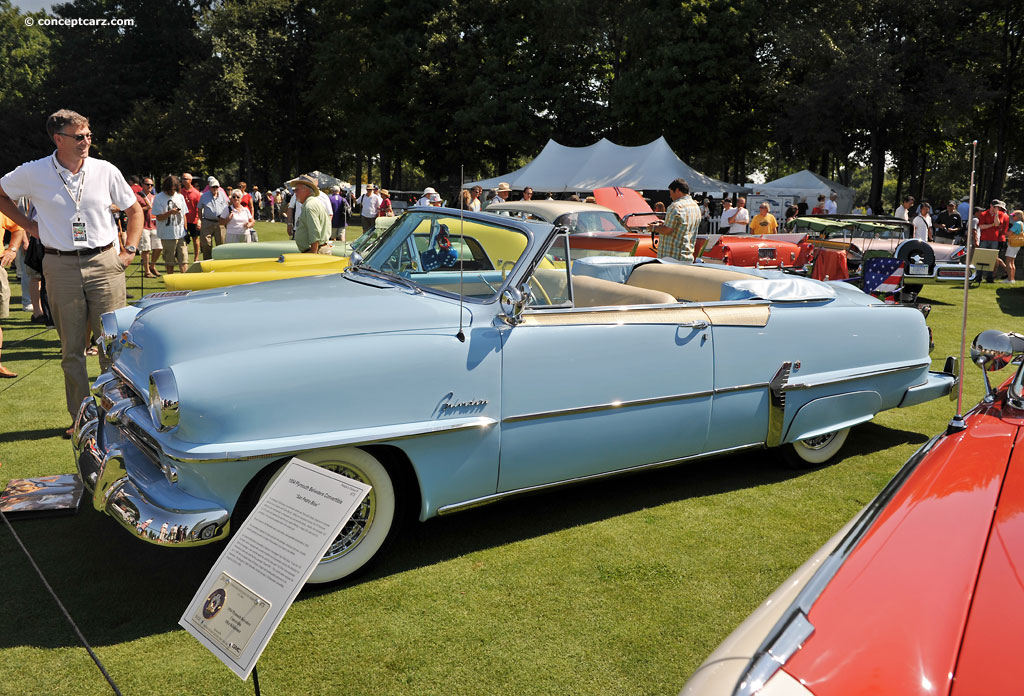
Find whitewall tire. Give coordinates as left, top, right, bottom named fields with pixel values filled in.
left=784, top=427, right=851, bottom=468
left=259, top=447, right=399, bottom=584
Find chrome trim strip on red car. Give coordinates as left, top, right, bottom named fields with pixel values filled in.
left=731, top=432, right=943, bottom=696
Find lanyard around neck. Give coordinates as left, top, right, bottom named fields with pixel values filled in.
left=52, top=155, right=86, bottom=217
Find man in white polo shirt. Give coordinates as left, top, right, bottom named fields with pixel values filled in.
left=0, top=109, right=142, bottom=435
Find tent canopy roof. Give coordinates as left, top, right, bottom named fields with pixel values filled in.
left=754, top=169, right=856, bottom=214
left=755, top=169, right=854, bottom=197
left=467, top=137, right=747, bottom=193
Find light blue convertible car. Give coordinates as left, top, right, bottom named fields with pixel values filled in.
left=74, top=208, right=955, bottom=583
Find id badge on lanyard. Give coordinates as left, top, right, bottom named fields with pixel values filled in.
left=72, top=219, right=89, bottom=246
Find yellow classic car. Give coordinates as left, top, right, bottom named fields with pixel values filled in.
left=162, top=212, right=544, bottom=290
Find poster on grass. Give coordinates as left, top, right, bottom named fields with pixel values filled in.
left=180, top=458, right=371, bottom=680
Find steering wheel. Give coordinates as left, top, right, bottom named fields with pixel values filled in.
left=527, top=275, right=553, bottom=305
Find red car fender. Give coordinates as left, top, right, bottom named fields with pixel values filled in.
left=782, top=404, right=1018, bottom=695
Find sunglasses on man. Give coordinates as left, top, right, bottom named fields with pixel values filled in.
left=57, top=132, right=93, bottom=142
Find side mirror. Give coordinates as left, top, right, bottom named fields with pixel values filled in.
left=971, top=330, right=1014, bottom=372
left=971, top=330, right=1017, bottom=398
left=499, top=287, right=526, bottom=325
left=348, top=250, right=363, bottom=267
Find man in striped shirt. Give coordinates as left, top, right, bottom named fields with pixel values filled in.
left=650, top=178, right=701, bottom=262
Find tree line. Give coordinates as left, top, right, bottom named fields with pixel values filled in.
left=1, top=0, right=1020, bottom=210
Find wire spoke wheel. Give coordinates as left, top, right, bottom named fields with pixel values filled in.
left=782, top=427, right=851, bottom=468
left=258, top=447, right=400, bottom=584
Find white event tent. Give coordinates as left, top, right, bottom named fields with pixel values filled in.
left=753, top=170, right=855, bottom=214
left=467, top=136, right=747, bottom=194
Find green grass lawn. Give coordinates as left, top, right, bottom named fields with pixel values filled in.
left=0, top=247, right=1017, bottom=696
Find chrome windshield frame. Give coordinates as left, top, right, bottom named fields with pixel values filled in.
left=351, top=207, right=556, bottom=305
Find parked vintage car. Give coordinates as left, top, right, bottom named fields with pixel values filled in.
left=681, top=331, right=1024, bottom=696
left=162, top=214, right=521, bottom=290
left=790, top=215, right=971, bottom=291
left=163, top=253, right=351, bottom=291
left=698, top=233, right=814, bottom=271
left=486, top=199, right=658, bottom=259
left=592, top=186, right=662, bottom=230
left=73, top=208, right=955, bottom=584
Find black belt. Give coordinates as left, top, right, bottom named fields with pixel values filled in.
left=202, top=218, right=220, bottom=223
left=43, top=242, right=113, bottom=257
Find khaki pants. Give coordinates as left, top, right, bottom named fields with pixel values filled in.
left=0, top=265, right=9, bottom=319
left=43, top=248, right=126, bottom=418
left=199, top=220, right=225, bottom=260
left=164, top=237, right=189, bottom=266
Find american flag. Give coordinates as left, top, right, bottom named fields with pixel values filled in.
left=863, top=257, right=905, bottom=294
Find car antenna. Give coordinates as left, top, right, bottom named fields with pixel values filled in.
left=947, top=139, right=978, bottom=435
left=456, top=165, right=466, bottom=342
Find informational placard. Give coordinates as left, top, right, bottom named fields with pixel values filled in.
left=180, top=458, right=371, bottom=680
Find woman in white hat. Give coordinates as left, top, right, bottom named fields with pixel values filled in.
left=417, top=187, right=437, bottom=207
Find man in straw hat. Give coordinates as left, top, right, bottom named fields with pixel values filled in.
left=487, top=182, right=512, bottom=208
left=289, top=173, right=331, bottom=254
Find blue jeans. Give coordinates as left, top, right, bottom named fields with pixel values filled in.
left=979, top=239, right=1000, bottom=281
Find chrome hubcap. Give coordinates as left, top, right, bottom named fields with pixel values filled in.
left=801, top=432, right=837, bottom=450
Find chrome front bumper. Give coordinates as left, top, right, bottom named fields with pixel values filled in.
left=72, top=377, right=230, bottom=548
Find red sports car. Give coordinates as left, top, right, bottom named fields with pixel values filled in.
left=682, top=330, right=1023, bottom=696
left=698, top=233, right=815, bottom=271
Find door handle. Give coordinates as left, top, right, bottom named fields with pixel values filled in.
left=678, top=320, right=709, bottom=330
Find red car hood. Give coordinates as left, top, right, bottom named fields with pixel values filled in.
left=782, top=405, right=1020, bottom=695
left=593, top=186, right=660, bottom=229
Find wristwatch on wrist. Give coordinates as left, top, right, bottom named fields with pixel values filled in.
left=125, top=245, right=137, bottom=254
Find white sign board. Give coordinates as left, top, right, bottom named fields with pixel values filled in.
left=180, top=457, right=371, bottom=680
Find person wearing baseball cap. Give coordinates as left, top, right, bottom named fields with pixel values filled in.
left=289, top=173, right=331, bottom=254
left=198, top=176, right=228, bottom=259
left=977, top=199, right=1010, bottom=282
left=355, top=183, right=381, bottom=233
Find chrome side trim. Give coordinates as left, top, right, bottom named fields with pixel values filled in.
left=782, top=360, right=930, bottom=391
left=504, top=390, right=715, bottom=423
left=436, top=442, right=765, bottom=515
left=504, top=382, right=770, bottom=423
left=715, top=381, right=770, bottom=395
left=767, top=362, right=794, bottom=448
left=730, top=433, right=943, bottom=696
left=149, top=415, right=498, bottom=464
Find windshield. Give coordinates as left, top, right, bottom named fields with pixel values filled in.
left=791, top=217, right=909, bottom=240
left=553, top=211, right=630, bottom=235
left=356, top=210, right=540, bottom=301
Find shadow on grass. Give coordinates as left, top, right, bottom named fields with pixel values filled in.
left=0, top=421, right=924, bottom=650
left=996, top=287, right=1024, bottom=317
left=0, top=427, right=71, bottom=444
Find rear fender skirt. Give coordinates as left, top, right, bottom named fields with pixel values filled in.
left=783, top=391, right=882, bottom=444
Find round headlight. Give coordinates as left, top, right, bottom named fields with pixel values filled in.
left=148, top=368, right=180, bottom=431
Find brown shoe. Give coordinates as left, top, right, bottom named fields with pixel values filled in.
left=62, top=426, right=74, bottom=439
left=0, top=365, right=16, bottom=378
